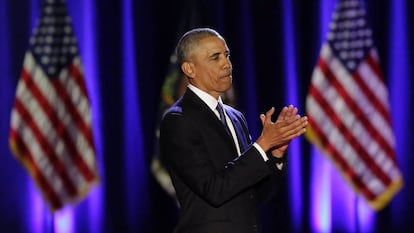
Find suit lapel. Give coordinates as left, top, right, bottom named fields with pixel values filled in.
left=183, top=89, right=238, bottom=153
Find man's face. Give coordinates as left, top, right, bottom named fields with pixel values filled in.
left=187, top=36, right=233, bottom=99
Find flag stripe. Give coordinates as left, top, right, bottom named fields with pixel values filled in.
left=308, top=82, right=392, bottom=186
left=52, top=78, right=94, bottom=155
left=22, top=53, right=96, bottom=179
left=357, top=52, right=391, bottom=111
left=305, top=0, right=402, bottom=210
left=12, top=98, right=78, bottom=196
left=307, top=115, right=377, bottom=200
left=68, top=59, right=89, bottom=100
left=10, top=128, right=63, bottom=208
left=320, top=45, right=394, bottom=147
left=354, top=56, right=391, bottom=123
left=16, top=75, right=89, bottom=187
left=317, top=57, right=397, bottom=167
left=17, top=59, right=92, bottom=191
left=308, top=63, right=402, bottom=194
left=19, top=66, right=95, bottom=181
left=307, top=91, right=394, bottom=197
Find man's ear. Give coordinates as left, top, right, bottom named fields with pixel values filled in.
left=181, top=62, right=196, bottom=78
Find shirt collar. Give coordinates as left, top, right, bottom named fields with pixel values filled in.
left=187, top=84, right=223, bottom=112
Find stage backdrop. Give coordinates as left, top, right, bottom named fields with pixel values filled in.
left=0, top=0, right=412, bottom=232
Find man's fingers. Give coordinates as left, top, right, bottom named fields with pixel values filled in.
left=285, top=105, right=298, bottom=118
left=276, top=106, right=288, bottom=122
left=275, top=115, right=308, bottom=138
left=277, top=105, right=299, bottom=122
left=260, top=114, right=265, bottom=125
left=264, top=107, right=275, bottom=123
left=284, top=116, right=308, bottom=138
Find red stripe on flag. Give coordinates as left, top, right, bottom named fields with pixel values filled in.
left=352, top=71, right=391, bottom=124
left=309, top=81, right=392, bottom=186
left=13, top=98, right=78, bottom=196
left=68, top=63, right=89, bottom=100
left=366, top=54, right=385, bottom=82
left=363, top=54, right=392, bottom=124
left=21, top=69, right=96, bottom=182
left=67, top=64, right=96, bottom=150
left=9, top=128, right=64, bottom=209
left=52, top=75, right=95, bottom=154
left=307, top=115, right=377, bottom=200
left=318, top=58, right=396, bottom=166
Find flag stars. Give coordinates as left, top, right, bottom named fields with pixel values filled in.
left=44, top=45, right=52, bottom=54
left=41, top=56, right=50, bottom=65
left=45, top=6, right=54, bottom=14
left=60, top=56, right=67, bottom=64
left=64, top=26, right=72, bottom=34
left=327, top=0, right=372, bottom=72
left=29, top=0, right=78, bottom=78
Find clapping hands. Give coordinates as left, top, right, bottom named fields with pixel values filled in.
left=256, top=105, right=308, bottom=158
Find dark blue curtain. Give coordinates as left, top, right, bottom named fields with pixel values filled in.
left=1, top=0, right=412, bottom=232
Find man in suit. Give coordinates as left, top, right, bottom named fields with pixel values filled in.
left=160, top=28, right=308, bottom=233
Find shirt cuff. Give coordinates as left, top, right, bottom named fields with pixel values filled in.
left=253, top=142, right=269, bottom=161
left=276, top=163, right=284, bottom=170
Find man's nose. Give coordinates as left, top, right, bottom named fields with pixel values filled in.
left=223, top=61, right=232, bottom=70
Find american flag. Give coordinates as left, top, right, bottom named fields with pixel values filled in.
left=305, top=0, right=403, bottom=210
left=9, top=0, right=98, bottom=211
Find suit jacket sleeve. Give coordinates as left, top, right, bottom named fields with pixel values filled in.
left=252, top=153, right=288, bottom=204
left=235, top=109, right=288, bottom=204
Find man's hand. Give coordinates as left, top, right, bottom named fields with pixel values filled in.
left=265, top=105, right=297, bottom=157
left=256, top=105, right=308, bottom=157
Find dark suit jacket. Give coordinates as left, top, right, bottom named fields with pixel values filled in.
left=160, top=88, right=286, bottom=233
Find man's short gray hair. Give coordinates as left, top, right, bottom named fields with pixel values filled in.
left=175, top=28, right=223, bottom=64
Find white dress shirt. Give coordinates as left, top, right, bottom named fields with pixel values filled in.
left=187, top=84, right=269, bottom=161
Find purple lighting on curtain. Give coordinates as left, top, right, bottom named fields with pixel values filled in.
left=311, top=147, right=332, bottom=232
left=310, top=0, right=335, bottom=232
left=357, top=199, right=375, bottom=233
left=29, top=182, right=47, bottom=233
left=281, top=1, right=302, bottom=230
left=239, top=0, right=258, bottom=135
left=54, top=209, right=74, bottom=233
left=122, top=0, right=148, bottom=231
left=389, top=0, right=410, bottom=229
left=77, top=0, right=104, bottom=232
left=330, top=164, right=356, bottom=232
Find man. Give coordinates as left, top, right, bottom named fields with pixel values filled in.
left=160, top=28, right=308, bottom=233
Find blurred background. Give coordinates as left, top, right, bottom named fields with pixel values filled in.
left=0, top=0, right=413, bottom=232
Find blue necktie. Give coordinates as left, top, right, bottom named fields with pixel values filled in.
left=216, top=103, right=231, bottom=136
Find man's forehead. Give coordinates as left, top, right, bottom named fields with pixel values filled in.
left=198, top=36, right=229, bottom=52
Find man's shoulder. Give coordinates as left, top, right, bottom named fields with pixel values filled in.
left=162, top=95, right=194, bottom=118
left=223, top=104, right=243, bottom=116
left=163, top=99, right=184, bottom=117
